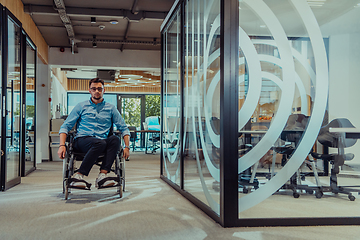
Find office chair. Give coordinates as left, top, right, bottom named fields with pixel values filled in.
left=210, top=117, right=259, bottom=193
left=128, top=126, right=138, bottom=151
left=273, top=114, right=321, bottom=198
left=311, top=118, right=360, bottom=201
left=145, top=116, right=160, bottom=153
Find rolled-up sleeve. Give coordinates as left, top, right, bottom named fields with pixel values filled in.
left=112, top=106, right=130, bottom=138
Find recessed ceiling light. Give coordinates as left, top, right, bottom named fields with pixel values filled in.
left=109, top=20, right=118, bottom=25
left=260, top=25, right=266, bottom=28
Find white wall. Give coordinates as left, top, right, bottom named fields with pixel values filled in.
left=51, top=73, right=67, bottom=118
left=328, top=33, right=360, bottom=164
left=36, top=59, right=51, bottom=163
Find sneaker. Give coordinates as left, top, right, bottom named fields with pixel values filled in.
left=69, top=173, right=87, bottom=188
left=96, top=173, right=116, bottom=188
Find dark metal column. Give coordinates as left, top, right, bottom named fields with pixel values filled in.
left=220, top=0, right=239, bottom=227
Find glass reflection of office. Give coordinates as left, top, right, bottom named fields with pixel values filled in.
left=6, top=16, right=22, bottom=183
left=237, top=0, right=360, bottom=221
left=24, top=38, right=36, bottom=175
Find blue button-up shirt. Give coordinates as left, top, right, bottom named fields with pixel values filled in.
left=59, top=98, right=130, bottom=139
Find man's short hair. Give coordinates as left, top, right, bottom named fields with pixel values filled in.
left=89, top=78, right=104, bottom=87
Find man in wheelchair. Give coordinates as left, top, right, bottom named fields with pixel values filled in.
left=57, top=78, right=130, bottom=190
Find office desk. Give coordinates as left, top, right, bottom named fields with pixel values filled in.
left=329, top=127, right=360, bottom=139
left=238, top=130, right=267, bottom=137
left=130, top=130, right=160, bottom=154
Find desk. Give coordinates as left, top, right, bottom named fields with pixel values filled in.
left=238, top=130, right=267, bottom=137
left=329, top=127, right=360, bottom=139
left=130, top=130, right=160, bottom=154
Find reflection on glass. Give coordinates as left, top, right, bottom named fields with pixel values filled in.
left=182, top=0, right=221, bottom=214
left=6, top=18, right=21, bottom=181
left=25, top=40, right=36, bottom=174
left=162, top=8, right=181, bottom=186
left=237, top=0, right=360, bottom=220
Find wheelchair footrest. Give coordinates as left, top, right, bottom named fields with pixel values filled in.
left=97, top=177, right=121, bottom=189
left=68, top=178, right=92, bottom=190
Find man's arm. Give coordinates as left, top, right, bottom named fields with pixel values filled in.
left=57, top=133, right=68, bottom=159
left=123, top=135, right=130, bottom=159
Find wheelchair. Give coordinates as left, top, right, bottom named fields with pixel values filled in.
left=62, top=131, right=125, bottom=200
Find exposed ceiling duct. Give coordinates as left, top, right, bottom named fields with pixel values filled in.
left=52, top=0, right=77, bottom=53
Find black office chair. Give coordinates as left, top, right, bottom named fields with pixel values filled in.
left=62, top=130, right=125, bottom=200
left=272, top=114, right=320, bottom=198
left=311, top=118, right=360, bottom=201
left=210, top=117, right=258, bottom=193
left=128, top=126, right=138, bottom=151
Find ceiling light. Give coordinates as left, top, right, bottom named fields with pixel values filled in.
left=109, top=20, right=118, bottom=24
left=99, top=25, right=105, bottom=30
left=307, top=0, right=326, bottom=7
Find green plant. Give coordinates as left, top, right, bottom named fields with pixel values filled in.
left=145, top=95, right=160, bottom=118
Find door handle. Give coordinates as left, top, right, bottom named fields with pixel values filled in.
left=1, top=150, right=4, bottom=156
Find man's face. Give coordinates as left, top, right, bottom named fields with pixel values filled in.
left=89, top=82, right=105, bottom=101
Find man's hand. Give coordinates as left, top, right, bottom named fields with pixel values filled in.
left=123, top=147, right=130, bottom=159
left=57, top=145, right=66, bottom=159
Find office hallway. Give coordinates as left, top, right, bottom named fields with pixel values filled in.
left=0, top=152, right=358, bottom=240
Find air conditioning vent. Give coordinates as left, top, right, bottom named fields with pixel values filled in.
left=97, top=70, right=116, bottom=82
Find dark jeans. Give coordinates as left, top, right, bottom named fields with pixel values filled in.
left=73, top=135, right=120, bottom=176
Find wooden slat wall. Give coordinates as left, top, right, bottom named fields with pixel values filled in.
left=0, top=0, right=49, bottom=64
left=68, top=79, right=161, bottom=94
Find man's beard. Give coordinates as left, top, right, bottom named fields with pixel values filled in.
left=93, top=96, right=102, bottom=100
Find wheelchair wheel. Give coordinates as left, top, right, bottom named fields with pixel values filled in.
left=115, top=152, right=125, bottom=198
left=63, top=154, right=75, bottom=200
left=64, top=179, right=69, bottom=200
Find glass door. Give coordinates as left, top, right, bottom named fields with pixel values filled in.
left=1, top=11, right=22, bottom=190
left=0, top=5, right=3, bottom=189
left=119, top=95, right=143, bottom=128
left=118, top=95, right=145, bottom=149
left=22, top=35, right=36, bottom=176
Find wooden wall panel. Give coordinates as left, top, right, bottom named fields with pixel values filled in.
left=68, top=79, right=161, bottom=94
left=0, top=0, right=49, bottom=64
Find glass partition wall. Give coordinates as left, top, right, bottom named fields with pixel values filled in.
left=1, top=6, right=37, bottom=190
left=1, top=10, right=22, bottom=190
left=162, top=0, right=360, bottom=227
left=22, top=36, right=36, bottom=176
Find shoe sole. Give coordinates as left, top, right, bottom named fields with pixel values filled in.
left=96, top=179, right=116, bottom=188
left=69, top=184, right=86, bottom=188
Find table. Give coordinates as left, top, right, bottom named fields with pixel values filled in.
left=129, top=130, right=160, bottom=154
left=238, top=130, right=267, bottom=137
left=329, top=127, right=360, bottom=139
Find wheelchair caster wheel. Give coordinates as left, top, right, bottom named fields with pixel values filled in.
left=293, top=192, right=300, bottom=198
left=243, top=188, right=249, bottom=194
left=119, top=188, right=123, bottom=198
left=65, top=187, right=69, bottom=200
left=306, top=190, right=314, bottom=194
left=315, top=191, right=323, bottom=199
left=349, top=194, right=355, bottom=201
